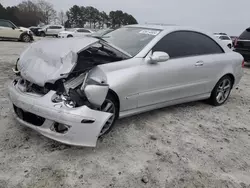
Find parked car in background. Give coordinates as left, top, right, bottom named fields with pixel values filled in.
left=38, top=25, right=65, bottom=37
left=9, top=24, right=244, bottom=147
left=29, top=26, right=42, bottom=36
left=58, top=28, right=93, bottom=38
left=234, top=27, right=250, bottom=62
left=0, top=19, right=33, bottom=42
left=214, top=33, right=233, bottom=48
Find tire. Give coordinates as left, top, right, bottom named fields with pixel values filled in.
left=228, top=44, right=232, bottom=49
left=21, top=34, right=31, bottom=42
left=99, top=92, right=119, bottom=137
left=67, top=35, right=73, bottom=38
left=40, top=32, right=45, bottom=37
left=210, top=75, right=233, bottom=106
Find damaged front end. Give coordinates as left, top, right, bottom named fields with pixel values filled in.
left=9, top=38, right=128, bottom=146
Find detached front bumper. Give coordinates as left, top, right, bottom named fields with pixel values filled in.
left=8, top=81, right=112, bottom=147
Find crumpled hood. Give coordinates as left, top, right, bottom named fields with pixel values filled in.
left=18, top=37, right=99, bottom=86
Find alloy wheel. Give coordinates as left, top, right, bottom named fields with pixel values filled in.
left=216, top=78, right=231, bottom=104
left=99, top=99, right=116, bottom=136
left=23, top=35, right=30, bottom=42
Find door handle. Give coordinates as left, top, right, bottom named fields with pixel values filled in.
left=195, top=61, right=204, bottom=67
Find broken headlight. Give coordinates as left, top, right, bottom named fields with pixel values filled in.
left=51, top=93, right=77, bottom=108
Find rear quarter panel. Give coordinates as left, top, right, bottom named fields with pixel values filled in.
left=205, top=51, right=243, bottom=93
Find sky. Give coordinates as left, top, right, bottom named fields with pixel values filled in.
left=1, top=0, right=250, bottom=35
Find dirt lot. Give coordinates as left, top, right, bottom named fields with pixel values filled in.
left=0, top=40, right=250, bottom=188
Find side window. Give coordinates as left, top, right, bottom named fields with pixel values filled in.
left=77, top=29, right=90, bottom=33
left=152, top=31, right=224, bottom=58
left=49, top=26, right=61, bottom=29
left=0, top=20, right=14, bottom=28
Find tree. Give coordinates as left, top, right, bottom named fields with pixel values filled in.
left=91, top=7, right=100, bottom=28
left=66, top=5, right=86, bottom=28
left=109, top=10, right=137, bottom=28
left=99, top=11, right=109, bottom=28
left=57, top=10, right=67, bottom=25
left=17, top=1, right=42, bottom=26
left=37, top=0, right=56, bottom=24
left=1, top=2, right=138, bottom=28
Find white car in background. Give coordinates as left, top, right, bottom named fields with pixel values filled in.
left=38, top=25, right=65, bottom=37
left=214, top=33, right=233, bottom=49
left=0, top=19, right=33, bottom=42
left=58, top=28, right=94, bottom=38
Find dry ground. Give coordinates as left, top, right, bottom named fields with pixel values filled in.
left=0, top=40, right=250, bottom=188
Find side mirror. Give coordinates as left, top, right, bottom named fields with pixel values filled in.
left=12, top=27, right=15, bottom=30
left=149, top=51, right=170, bottom=64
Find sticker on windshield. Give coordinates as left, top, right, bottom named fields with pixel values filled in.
left=139, top=30, right=160, bottom=35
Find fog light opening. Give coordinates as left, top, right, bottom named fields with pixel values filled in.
left=53, top=122, right=70, bottom=134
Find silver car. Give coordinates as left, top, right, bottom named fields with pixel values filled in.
left=8, top=24, right=244, bottom=147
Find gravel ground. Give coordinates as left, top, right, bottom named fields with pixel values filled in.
left=0, top=40, right=250, bottom=188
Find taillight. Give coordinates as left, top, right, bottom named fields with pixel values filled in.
left=234, top=38, right=238, bottom=47
left=242, top=60, right=245, bottom=68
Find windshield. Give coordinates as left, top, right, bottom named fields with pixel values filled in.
left=219, top=36, right=231, bottom=40
left=41, top=25, right=48, bottom=29
left=104, top=27, right=162, bottom=56
left=92, top=29, right=113, bottom=37
left=67, top=28, right=77, bottom=32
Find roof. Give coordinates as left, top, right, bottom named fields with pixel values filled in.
left=124, top=24, right=180, bottom=30
left=123, top=24, right=208, bottom=34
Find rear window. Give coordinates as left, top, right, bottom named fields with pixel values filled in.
left=239, top=29, right=250, bottom=40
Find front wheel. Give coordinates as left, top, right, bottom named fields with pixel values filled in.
left=40, top=32, right=45, bottom=37
left=99, top=93, right=119, bottom=137
left=228, top=44, right=232, bottom=49
left=21, top=34, right=31, bottom=42
left=210, top=75, right=233, bottom=106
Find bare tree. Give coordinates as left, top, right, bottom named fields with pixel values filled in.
left=17, top=1, right=42, bottom=26
left=57, top=10, right=67, bottom=26
left=37, top=0, right=56, bottom=24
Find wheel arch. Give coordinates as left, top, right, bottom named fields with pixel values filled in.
left=222, top=73, right=235, bottom=86
left=108, top=89, right=120, bottom=116
left=19, top=31, right=29, bottom=40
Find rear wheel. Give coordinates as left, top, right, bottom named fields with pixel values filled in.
left=228, top=44, right=232, bottom=49
left=210, top=75, right=233, bottom=106
left=99, top=93, right=119, bottom=137
left=67, top=35, right=73, bottom=38
left=21, top=34, right=31, bottom=42
left=40, top=32, right=45, bottom=37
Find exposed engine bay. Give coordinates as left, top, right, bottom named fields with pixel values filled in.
left=15, top=39, right=129, bottom=110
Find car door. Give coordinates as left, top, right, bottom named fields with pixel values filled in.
left=46, top=26, right=57, bottom=35
left=75, top=29, right=91, bottom=37
left=138, top=31, right=224, bottom=107
left=55, top=26, right=63, bottom=35
left=0, top=20, right=20, bottom=39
